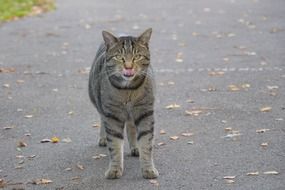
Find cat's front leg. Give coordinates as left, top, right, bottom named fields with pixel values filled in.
left=135, top=111, right=159, bottom=179
left=103, top=120, right=124, bottom=179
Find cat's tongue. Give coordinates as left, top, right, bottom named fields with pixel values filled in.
left=123, top=68, right=135, bottom=77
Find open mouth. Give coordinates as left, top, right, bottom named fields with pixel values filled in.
left=122, top=68, right=135, bottom=77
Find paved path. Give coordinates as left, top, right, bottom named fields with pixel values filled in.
left=1, top=0, right=285, bottom=189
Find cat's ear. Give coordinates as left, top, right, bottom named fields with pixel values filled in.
left=102, top=31, right=118, bottom=49
left=138, top=28, right=152, bottom=45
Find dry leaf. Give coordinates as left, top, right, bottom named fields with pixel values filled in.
left=170, top=136, right=179, bottom=140
left=51, top=137, right=60, bottom=143
left=17, top=141, right=27, bottom=148
left=0, top=179, right=6, bottom=188
left=165, top=104, right=181, bottom=109
left=157, top=142, right=166, bottom=146
left=160, top=130, right=166, bottom=135
left=263, top=171, right=279, bottom=175
left=62, top=138, right=72, bottom=143
left=149, top=179, right=159, bottom=186
left=225, top=179, right=235, bottom=184
left=76, top=163, right=84, bottom=170
left=32, top=179, right=53, bottom=185
left=24, top=115, right=33, bottom=118
left=3, top=125, right=15, bottom=130
left=64, top=168, right=72, bottom=171
left=260, top=107, right=272, bottom=112
left=223, top=176, right=236, bottom=179
left=260, top=142, right=268, bottom=148
left=68, top=111, right=74, bottom=115
left=186, top=99, right=194, bottom=103
left=3, top=84, right=10, bottom=88
left=41, top=139, right=51, bottom=143
left=228, top=85, right=240, bottom=92
left=185, top=110, right=203, bottom=116
left=175, top=52, right=183, bottom=63
left=92, top=123, right=100, bottom=128
left=181, top=132, right=193, bottom=137
left=247, top=171, right=259, bottom=176
left=0, top=67, right=16, bottom=73
left=208, top=71, right=224, bottom=76
left=256, top=129, right=270, bottom=133
left=187, top=141, right=194, bottom=144
left=224, top=127, right=232, bottom=132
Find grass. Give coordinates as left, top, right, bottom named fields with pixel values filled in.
left=0, top=0, right=55, bottom=22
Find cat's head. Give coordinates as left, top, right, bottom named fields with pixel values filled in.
left=102, top=28, right=152, bottom=89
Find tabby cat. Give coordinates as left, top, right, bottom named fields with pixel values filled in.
left=88, top=28, right=158, bottom=179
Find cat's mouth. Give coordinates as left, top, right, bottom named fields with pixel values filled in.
left=122, top=68, right=135, bottom=78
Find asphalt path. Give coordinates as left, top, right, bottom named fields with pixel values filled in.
left=0, top=0, right=285, bottom=189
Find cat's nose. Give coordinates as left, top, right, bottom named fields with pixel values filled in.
left=124, top=62, right=133, bottom=69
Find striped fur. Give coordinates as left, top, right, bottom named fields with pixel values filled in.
left=88, top=28, right=158, bottom=179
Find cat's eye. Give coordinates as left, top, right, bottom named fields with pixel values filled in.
left=133, top=54, right=143, bottom=61
left=114, top=55, right=124, bottom=61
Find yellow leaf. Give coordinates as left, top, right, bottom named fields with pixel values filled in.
left=170, top=136, right=179, bottom=140
left=51, top=137, right=60, bottom=143
left=260, top=107, right=272, bottom=112
left=165, top=104, right=180, bottom=109
left=160, top=130, right=166, bottom=135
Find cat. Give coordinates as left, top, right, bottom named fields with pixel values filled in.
left=88, top=28, right=158, bottom=179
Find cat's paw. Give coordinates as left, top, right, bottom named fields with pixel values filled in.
left=98, top=138, right=107, bottom=147
left=130, top=148, right=139, bottom=157
left=142, top=167, right=159, bottom=179
left=105, top=167, right=123, bottom=179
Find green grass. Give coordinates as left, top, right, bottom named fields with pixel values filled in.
left=0, top=0, right=55, bottom=22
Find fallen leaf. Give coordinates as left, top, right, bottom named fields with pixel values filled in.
left=170, top=136, right=179, bottom=140
left=187, top=141, right=194, bottom=144
left=64, top=168, right=72, bottom=171
left=228, top=85, right=240, bottom=92
left=3, top=125, right=15, bottom=130
left=260, top=107, right=272, bottom=112
left=16, top=80, right=25, bottom=84
left=51, top=137, right=60, bottom=143
left=41, top=139, right=51, bottom=143
left=185, top=110, right=203, bottom=116
left=186, top=99, right=194, bottom=103
left=92, top=123, right=100, bottom=128
left=17, top=141, right=27, bottom=148
left=181, top=132, right=193, bottom=137
left=68, top=111, right=74, bottom=115
left=256, top=129, right=270, bottom=133
left=224, top=127, right=232, bottom=132
left=24, top=115, right=33, bottom=119
left=0, top=179, right=6, bottom=188
left=92, top=154, right=107, bottom=160
left=149, top=179, right=159, bottom=186
left=165, top=104, right=180, bottom=109
left=160, top=130, right=166, bottom=135
left=223, top=176, right=236, bottom=179
left=241, top=83, right=251, bottom=88
left=263, top=171, right=279, bottom=175
left=16, top=155, right=24, bottom=159
left=157, top=142, right=166, bottom=146
left=260, top=142, right=268, bottom=148
left=208, top=71, right=225, bottom=76
left=28, top=155, right=36, bottom=159
left=71, top=176, right=81, bottom=181
left=0, top=67, right=16, bottom=73
left=3, top=84, right=10, bottom=88
left=225, top=179, right=235, bottom=184
left=267, top=85, right=279, bottom=90
left=32, top=179, right=53, bottom=185
left=175, top=52, right=183, bottom=63
left=62, top=138, right=72, bottom=143
left=246, top=171, right=259, bottom=176
left=76, top=163, right=84, bottom=170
